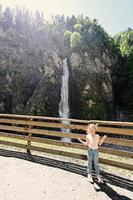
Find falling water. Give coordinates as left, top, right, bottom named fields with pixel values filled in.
left=59, top=58, right=71, bottom=142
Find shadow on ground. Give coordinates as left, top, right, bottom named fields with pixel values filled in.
left=92, top=177, right=132, bottom=200
left=0, top=148, right=132, bottom=200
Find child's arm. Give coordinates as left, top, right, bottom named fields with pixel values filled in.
left=98, top=135, right=107, bottom=145
left=78, top=136, right=89, bottom=146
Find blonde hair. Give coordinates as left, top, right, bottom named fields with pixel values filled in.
left=86, top=123, right=98, bottom=131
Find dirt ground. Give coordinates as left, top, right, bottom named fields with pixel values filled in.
left=0, top=152, right=133, bottom=200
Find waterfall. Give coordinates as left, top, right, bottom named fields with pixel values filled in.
left=59, top=58, right=71, bottom=142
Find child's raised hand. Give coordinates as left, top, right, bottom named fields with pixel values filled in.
left=103, top=135, right=107, bottom=139
left=77, top=137, right=81, bottom=141
left=99, top=135, right=107, bottom=145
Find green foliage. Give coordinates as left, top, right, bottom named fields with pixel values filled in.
left=70, top=31, right=82, bottom=49
left=114, top=29, right=133, bottom=56
left=113, top=29, right=133, bottom=117
left=64, top=30, right=72, bottom=45
left=66, top=15, right=77, bottom=31
left=94, top=103, right=106, bottom=119
left=65, top=16, right=115, bottom=53
left=118, top=51, right=133, bottom=112
left=2, top=7, right=13, bottom=30
left=74, top=24, right=82, bottom=32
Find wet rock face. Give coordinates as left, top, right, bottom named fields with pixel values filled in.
left=69, top=51, right=115, bottom=120
left=25, top=51, right=62, bottom=116
left=0, top=56, right=13, bottom=113
left=0, top=50, right=62, bottom=116
left=0, top=43, right=116, bottom=120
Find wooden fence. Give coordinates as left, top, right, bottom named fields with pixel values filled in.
left=0, top=114, right=133, bottom=171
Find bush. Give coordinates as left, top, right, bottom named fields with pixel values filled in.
left=70, top=31, right=82, bottom=50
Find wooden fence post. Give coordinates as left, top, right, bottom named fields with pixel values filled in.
left=27, top=118, right=32, bottom=155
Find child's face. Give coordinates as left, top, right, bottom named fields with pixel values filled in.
left=87, top=124, right=96, bottom=135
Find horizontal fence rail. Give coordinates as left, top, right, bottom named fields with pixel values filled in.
left=0, top=114, right=133, bottom=171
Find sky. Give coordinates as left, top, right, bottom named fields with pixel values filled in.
left=0, top=0, right=132, bottom=35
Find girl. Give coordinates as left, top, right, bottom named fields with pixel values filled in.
left=78, top=123, right=107, bottom=183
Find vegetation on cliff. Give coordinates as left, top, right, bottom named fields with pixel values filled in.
left=113, top=29, right=133, bottom=120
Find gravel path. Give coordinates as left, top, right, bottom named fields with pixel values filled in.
left=0, top=156, right=133, bottom=200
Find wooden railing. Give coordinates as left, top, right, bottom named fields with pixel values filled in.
left=0, top=114, right=133, bottom=171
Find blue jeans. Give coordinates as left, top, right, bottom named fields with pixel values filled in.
left=87, top=148, right=100, bottom=176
